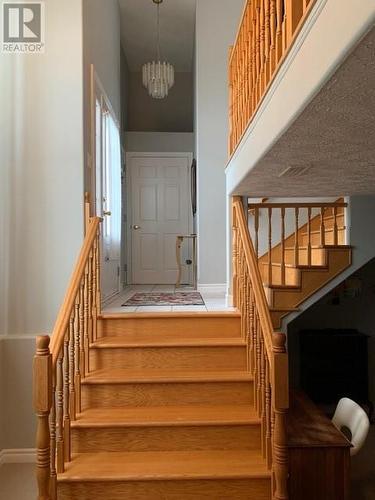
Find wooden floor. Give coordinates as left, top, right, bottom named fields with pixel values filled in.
left=57, top=312, right=271, bottom=499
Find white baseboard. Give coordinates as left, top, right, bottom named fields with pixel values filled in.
left=198, top=284, right=227, bottom=295
left=0, top=449, right=36, bottom=466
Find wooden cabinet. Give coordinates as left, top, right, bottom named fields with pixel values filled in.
left=287, top=392, right=351, bottom=500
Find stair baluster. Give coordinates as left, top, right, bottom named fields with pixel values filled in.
left=333, top=206, right=338, bottom=245
left=255, top=207, right=260, bottom=257
left=268, top=207, right=273, bottom=284
left=307, top=207, right=312, bottom=266
left=281, top=207, right=286, bottom=285
left=74, top=295, right=81, bottom=414
left=320, top=207, right=326, bottom=247
left=56, top=350, right=64, bottom=473
left=69, top=312, right=76, bottom=421
left=264, top=0, right=271, bottom=83
left=269, top=0, right=277, bottom=72
left=63, top=332, right=71, bottom=462
left=79, top=280, right=85, bottom=377
left=294, top=207, right=299, bottom=267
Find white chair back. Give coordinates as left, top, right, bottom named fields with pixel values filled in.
left=332, top=397, right=370, bottom=456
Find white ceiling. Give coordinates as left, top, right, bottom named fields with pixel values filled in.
left=119, top=0, right=196, bottom=73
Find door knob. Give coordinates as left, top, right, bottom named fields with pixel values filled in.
left=133, top=225, right=141, bottom=230
left=103, top=211, right=112, bottom=216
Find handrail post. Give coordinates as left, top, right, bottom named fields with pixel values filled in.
left=33, top=336, right=52, bottom=500
left=272, top=332, right=289, bottom=500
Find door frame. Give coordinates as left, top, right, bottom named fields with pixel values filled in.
left=125, top=152, right=194, bottom=285
left=89, top=64, right=122, bottom=301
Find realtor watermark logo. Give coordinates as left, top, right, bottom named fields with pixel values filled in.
left=2, top=2, right=45, bottom=53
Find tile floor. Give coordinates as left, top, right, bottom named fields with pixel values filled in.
left=103, top=285, right=236, bottom=314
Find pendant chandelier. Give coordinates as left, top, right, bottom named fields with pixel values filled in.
left=142, top=0, right=175, bottom=99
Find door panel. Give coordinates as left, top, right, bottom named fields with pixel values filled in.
left=131, top=155, right=191, bottom=284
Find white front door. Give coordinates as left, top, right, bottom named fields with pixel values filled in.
left=130, top=154, right=192, bottom=284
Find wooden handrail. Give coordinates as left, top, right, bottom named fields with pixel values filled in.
left=248, top=202, right=347, bottom=210
left=229, top=0, right=318, bottom=157
left=232, top=197, right=289, bottom=499
left=234, top=198, right=274, bottom=360
left=34, top=215, right=102, bottom=499
left=50, top=217, right=101, bottom=366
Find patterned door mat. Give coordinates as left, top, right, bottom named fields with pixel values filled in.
left=122, top=292, right=205, bottom=307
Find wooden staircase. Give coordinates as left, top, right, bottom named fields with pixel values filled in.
left=56, top=312, right=271, bottom=499
left=249, top=201, right=352, bottom=329
left=33, top=203, right=289, bottom=500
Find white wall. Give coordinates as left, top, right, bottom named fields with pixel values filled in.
left=82, top=0, right=122, bottom=193
left=0, top=0, right=84, bottom=450
left=83, top=0, right=122, bottom=122
left=195, top=0, right=244, bottom=285
left=125, top=132, right=194, bottom=153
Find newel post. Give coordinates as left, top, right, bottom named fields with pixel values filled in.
left=33, top=336, right=52, bottom=500
left=272, top=332, right=289, bottom=500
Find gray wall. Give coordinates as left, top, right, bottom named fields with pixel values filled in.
left=0, top=0, right=85, bottom=450
left=125, top=132, right=194, bottom=153
left=195, top=0, right=244, bottom=285
left=127, top=72, right=194, bottom=132
left=82, top=0, right=122, bottom=192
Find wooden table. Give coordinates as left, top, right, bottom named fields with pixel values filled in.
left=287, top=392, right=351, bottom=500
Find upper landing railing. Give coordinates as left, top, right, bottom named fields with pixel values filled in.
left=229, top=0, right=317, bottom=156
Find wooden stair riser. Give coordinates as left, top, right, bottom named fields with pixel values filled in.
left=301, top=228, right=345, bottom=246
left=267, top=249, right=351, bottom=309
left=321, top=213, right=344, bottom=229
left=58, top=478, right=271, bottom=500
left=90, top=346, right=247, bottom=371
left=82, top=381, right=254, bottom=409
left=260, top=263, right=299, bottom=286
left=98, top=316, right=241, bottom=339
left=71, top=424, right=261, bottom=453
left=268, top=247, right=326, bottom=266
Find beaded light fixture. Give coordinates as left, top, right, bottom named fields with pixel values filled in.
left=142, top=0, right=175, bottom=99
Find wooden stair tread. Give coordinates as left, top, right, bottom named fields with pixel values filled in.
left=83, top=369, right=254, bottom=384
left=92, top=336, right=245, bottom=348
left=58, top=450, right=270, bottom=482
left=100, top=311, right=241, bottom=320
left=73, top=405, right=260, bottom=428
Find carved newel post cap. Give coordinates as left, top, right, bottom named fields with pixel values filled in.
left=273, top=332, right=286, bottom=353
left=36, top=335, right=50, bottom=355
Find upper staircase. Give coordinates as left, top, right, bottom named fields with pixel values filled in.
left=247, top=200, right=352, bottom=328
